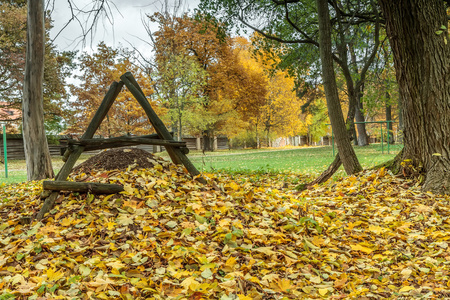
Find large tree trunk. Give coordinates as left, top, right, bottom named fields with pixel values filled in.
left=316, top=0, right=362, bottom=175
left=22, top=0, right=54, bottom=180
left=379, top=0, right=450, bottom=195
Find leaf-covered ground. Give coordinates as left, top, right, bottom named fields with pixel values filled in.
left=1, top=154, right=450, bottom=299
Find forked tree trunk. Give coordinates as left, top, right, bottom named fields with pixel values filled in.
left=355, top=100, right=369, bottom=146
left=350, top=45, right=369, bottom=146
left=379, top=0, right=450, bottom=195
left=22, top=0, right=54, bottom=180
left=316, top=0, right=362, bottom=175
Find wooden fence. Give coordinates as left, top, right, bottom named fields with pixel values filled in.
left=0, top=135, right=230, bottom=160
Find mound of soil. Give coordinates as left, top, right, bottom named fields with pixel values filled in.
left=73, top=148, right=164, bottom=174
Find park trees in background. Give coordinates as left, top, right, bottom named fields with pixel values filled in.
left=199, top=0, right=380, bottom=148
left=148, top=12, right=269, bottom=150
left=301, top=87, right=329, bottom=144
left=0, top=1, right=74, bottom=134
left=68, top=43, right=155, bottom=137
left=362, top=40, right=399, bottom=144
left=198, top=0, right=380, bottom=174
left=152, top=53, right=207, bottom=141
left=235, top=36, right=305, bottom=147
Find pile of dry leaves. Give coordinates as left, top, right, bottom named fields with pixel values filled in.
left=1, top=149, right=450, bottom=299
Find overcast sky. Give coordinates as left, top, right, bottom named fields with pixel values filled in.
left=49, top=0, right=200, bottom=54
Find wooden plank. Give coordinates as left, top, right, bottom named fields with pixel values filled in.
left=37, top=81, right=124, bottom=220
left=120, top=72, right=204, bottom=183
left=69, top=137, right=186, bottom=149
left=43, top=181, right=124, bottom=194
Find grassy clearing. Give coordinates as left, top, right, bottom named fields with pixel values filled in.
left=0, top=155, right=91, bottom=185
left=190, top=143, right=403, bottom=176
left=0, top=144, right=402, bottom=185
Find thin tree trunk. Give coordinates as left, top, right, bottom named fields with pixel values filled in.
left=379, top=0, right=450, bottom=195
left=349, top=44, right=369, bottom=146
left=316, top=0, right=362, bottom=175
left=22, top=0, right=54, bottom=180
left=398, top=87, right=404, bottom=143
left=385, top=100, right=395, bottom=144
left=354, top=100, right=369, bottom=146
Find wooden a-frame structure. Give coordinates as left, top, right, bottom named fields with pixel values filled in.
left=37, top=72, right=204, bottom=219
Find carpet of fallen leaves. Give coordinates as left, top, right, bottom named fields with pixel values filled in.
left=1, top=155, right=450, bottom=300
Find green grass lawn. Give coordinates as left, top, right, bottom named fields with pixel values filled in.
left=0, top=144, right=402, bottom=185
left=190, top=143, right=402, bottom=175
left=0, top=154, right=91, bottom=186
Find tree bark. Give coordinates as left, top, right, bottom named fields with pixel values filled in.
left=349, top=44, right=370, bottom=146
left=354, top=99, right=369, bottom=146
left=379, top=0, right=450, bottom=195
left=385, top=101, right=395, bottom=144
left=22, top=0, right=54, bottom=180
left=316, top=0, right=362, bottom=175
left=43, top=181, right=124, bottom=194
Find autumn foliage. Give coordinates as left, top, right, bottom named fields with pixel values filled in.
left=148, top=13, right=318, bottom=147
left=1, top=153, right=449, bottom=298
left=68, top=43, right=157, bottom=137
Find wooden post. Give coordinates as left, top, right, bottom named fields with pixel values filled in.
left=43, top=181, right=124, bottom=194
left=37, top=81, right=123, bottom=219
left=120, top=72, right=205, bottom=183
left=120, top=73, right=181, bottom=164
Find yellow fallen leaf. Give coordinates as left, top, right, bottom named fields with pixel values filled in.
left=350, top=244, right=373, bottom=254
left=238, top=295, right=253, bottom=300
left=399, top=286, right=415, bottom=293
left=225, top=256, right=237, bottom=268
left=400, top=268, right=412, bottom=279
left=368, top=225, right=389, bottom=235
left=318, top=288, right=329, bottom=296
left=334, top=273, right=347, bottom=289
left=180, top=276, right=200, bottom=291
left=372, top=254, right=385, bottom=261
left=47, top=268, right=65, bottom=282
left=277, top=278, right=294, bottom=292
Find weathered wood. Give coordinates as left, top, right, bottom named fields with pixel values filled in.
left=120, top=73, right=182, bottom=165
left=60, top=133, right=170, bottom=157
left=22, top=0, right=54, bottom=180
left=120, top=72, right=205, bottom=183
left=37, top=81, right=124, bottom=219
left=43, top=181, right=124, bottom=194
left=69, top=137, right=186, bottom=149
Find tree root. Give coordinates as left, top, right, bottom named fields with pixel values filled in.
left=296, top=153, right=342, bottom=191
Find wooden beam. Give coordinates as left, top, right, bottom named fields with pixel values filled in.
left=120, top=72, right=205, bottom=183
left=37, top=81, right=124, bottom=220
left=69, top=137, right=186, bottom=148
left=43, top=181, right=124, bottom=194
left=60, top=133, right=176, bottom=156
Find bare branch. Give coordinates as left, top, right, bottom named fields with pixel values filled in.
left=50, top=0, right=119, bottom=48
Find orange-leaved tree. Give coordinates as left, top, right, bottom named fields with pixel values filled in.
left=68, top=43, right=156, bottom=137
left=149, top=12, right=268, bottom=150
